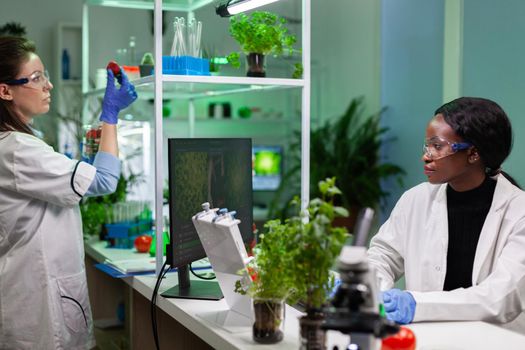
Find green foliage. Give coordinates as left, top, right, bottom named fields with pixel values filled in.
left=292, top=62, right=303, bottom=79
left=228, top=11, right=296, bottom=55
left=289, top=178, right=349, bottom=310
left=0, top=22, right=27, bottom=37
left=269, top=97, right=405, bottom=219
left=226, top=11, right=299, bottom=77
left=140, top=52, right=154, bottom=65
left=80, top=171, right=143, bottom=239
left=235, top=219, right=298, bottom=300
left=226, top=52, right=241, bottom=69
left=236, top=178, right=348, bottom=310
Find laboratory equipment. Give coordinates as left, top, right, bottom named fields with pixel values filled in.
left=322, top=246, right=400, bottom=350
left=192, top=203, right=253, bottom=318
left=161, top=138, right=253, bottom=300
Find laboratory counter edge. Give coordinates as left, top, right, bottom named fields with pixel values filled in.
left=84, top=238, right=525, bottom=350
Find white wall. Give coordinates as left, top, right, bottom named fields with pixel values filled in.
left=0, top=0, right=83, bottom=76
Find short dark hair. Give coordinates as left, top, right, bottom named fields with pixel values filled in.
left=435, top=97, right=519, bottom=186
left=0, top=36, right=37, bottom=135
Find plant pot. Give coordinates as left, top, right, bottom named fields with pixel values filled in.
left=252, top=298, right=285, bottom=344
left=139, top=64, right=154, bottom=77
left=299, top=313, right=326, bottom=350
left=246, top=53, right=266, bottom=77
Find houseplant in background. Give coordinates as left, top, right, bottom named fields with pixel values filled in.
left=227, top=11, right=300, bottom=78
left=139, top=52, right=154, bottom=77
left=269, top=96, right=405, bottom=232
left=80, top=171, right=143, bottom=240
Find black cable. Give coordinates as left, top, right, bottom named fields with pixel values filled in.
left=189, top=261, right=216, bottom=280
left=60, top=295, right=88, bottom=328
left=151, top=261, right=170, bottom=350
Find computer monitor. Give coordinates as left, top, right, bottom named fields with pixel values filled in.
left=252, top=145, right=283, bottom=191
left=162, top=138, right=253, bottom=300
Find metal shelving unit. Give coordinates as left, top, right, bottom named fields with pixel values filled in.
left=82, top=0, right=311, bottom=275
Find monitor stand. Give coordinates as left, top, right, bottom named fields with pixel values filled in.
left=161, top=265, right=223, bottom=300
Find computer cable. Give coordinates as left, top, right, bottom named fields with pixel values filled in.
left=189, top=261, right=216, bottom=280
left=151, top=260, right=170, bottom=350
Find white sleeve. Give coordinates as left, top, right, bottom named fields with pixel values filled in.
left=3, top=133, right=96, bottom=207
left=367, top=191, right=409, bottom=290
left=411, top=218, right=525, bottom=323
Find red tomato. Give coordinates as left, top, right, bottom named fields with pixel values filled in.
left=134, top=235, right=153, bottom=253
left=106, top=60, right=121, bottom=76
left=86, top=129, right=97, bottom=139
left=247, top=266, right=258, bottom=282
left=382, top=326, right=416, bottom=350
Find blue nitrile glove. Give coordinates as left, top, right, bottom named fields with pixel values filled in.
left=99, top=68, right=138, bottom=124
left=381, top=288, right=416, bottom=325
left=328, top=277, right=342, bottom=299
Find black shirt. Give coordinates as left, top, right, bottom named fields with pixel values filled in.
left=443, top=176, right=497, bottom=291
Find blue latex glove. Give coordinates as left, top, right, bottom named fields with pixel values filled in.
left=382, top=288, right=416, bottom=325
left=99, top=68, right=138, bottom=124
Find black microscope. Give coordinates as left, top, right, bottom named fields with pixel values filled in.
left=323, top=246, right=400, bottom=350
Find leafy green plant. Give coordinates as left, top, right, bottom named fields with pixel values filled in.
left=269, top=97, right=405, bottom=220
left=289, top=178, right=349, bottom=310
left=226, top=11, right=300, bottom=77
left=234, top=219, right=297, bottom=300
left=236, top=178, right=348, bottom=311
left=140, top=52, right=154, bottom=65
left=80, top=171, right=143, bottom=239
left=0, top=22, right=27, bottom=37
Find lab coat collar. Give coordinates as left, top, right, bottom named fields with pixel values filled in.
left=472, top=174, right=518, bottom=282
left=428, top=175, right=518, bottom=288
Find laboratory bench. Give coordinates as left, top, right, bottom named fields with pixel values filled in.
left=85, top=238, right=525, bottom=350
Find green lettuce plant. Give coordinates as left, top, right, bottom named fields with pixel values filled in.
left=226, top=11, right=301, bottom=78
left=235, top=178, right=349, bottom=311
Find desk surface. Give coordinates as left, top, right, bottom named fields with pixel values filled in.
left=85, top=240, right=525, bottom=350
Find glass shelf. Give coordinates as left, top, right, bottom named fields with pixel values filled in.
left=85, top=0, right=215, bottom=12
left=84, top=75, right=305, bottom=100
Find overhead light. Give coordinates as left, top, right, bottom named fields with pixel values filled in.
left=216, top=0, right=282, bottom=17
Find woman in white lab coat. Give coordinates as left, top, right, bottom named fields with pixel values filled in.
left=0, top=36, right=137, bottom=349
left=368, top=97, right=525, bottom=332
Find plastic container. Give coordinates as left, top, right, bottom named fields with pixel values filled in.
left=162, top=56, right=210, bottom=76
left=81, top=124, right=101, bottom=164
left=105, top=220, right=153, bottom=249
left=122, top=65, right=140, bottom=81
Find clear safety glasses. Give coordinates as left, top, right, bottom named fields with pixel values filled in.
left=423, top=136, right=472, bottom=160
left=4, top=70, right=51, bottom=89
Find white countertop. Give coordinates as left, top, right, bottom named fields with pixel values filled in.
left=85, top=239, right=525, bottom=350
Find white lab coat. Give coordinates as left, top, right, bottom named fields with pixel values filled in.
left=368, top=174, right=525, bottom=332
left=0, top=132, right=97, bottom=349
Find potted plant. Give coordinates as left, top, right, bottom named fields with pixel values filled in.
left=139, top=52, right=154, bottom=77
left=227, top=11, right=298, bottom=77
left=236, top=178, right=348, bottom=346
left=288, top=178, right=349, bottom=348
left=234, top=218, right=298, bottom=344
left=269, top=96, right=405, bottom=231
